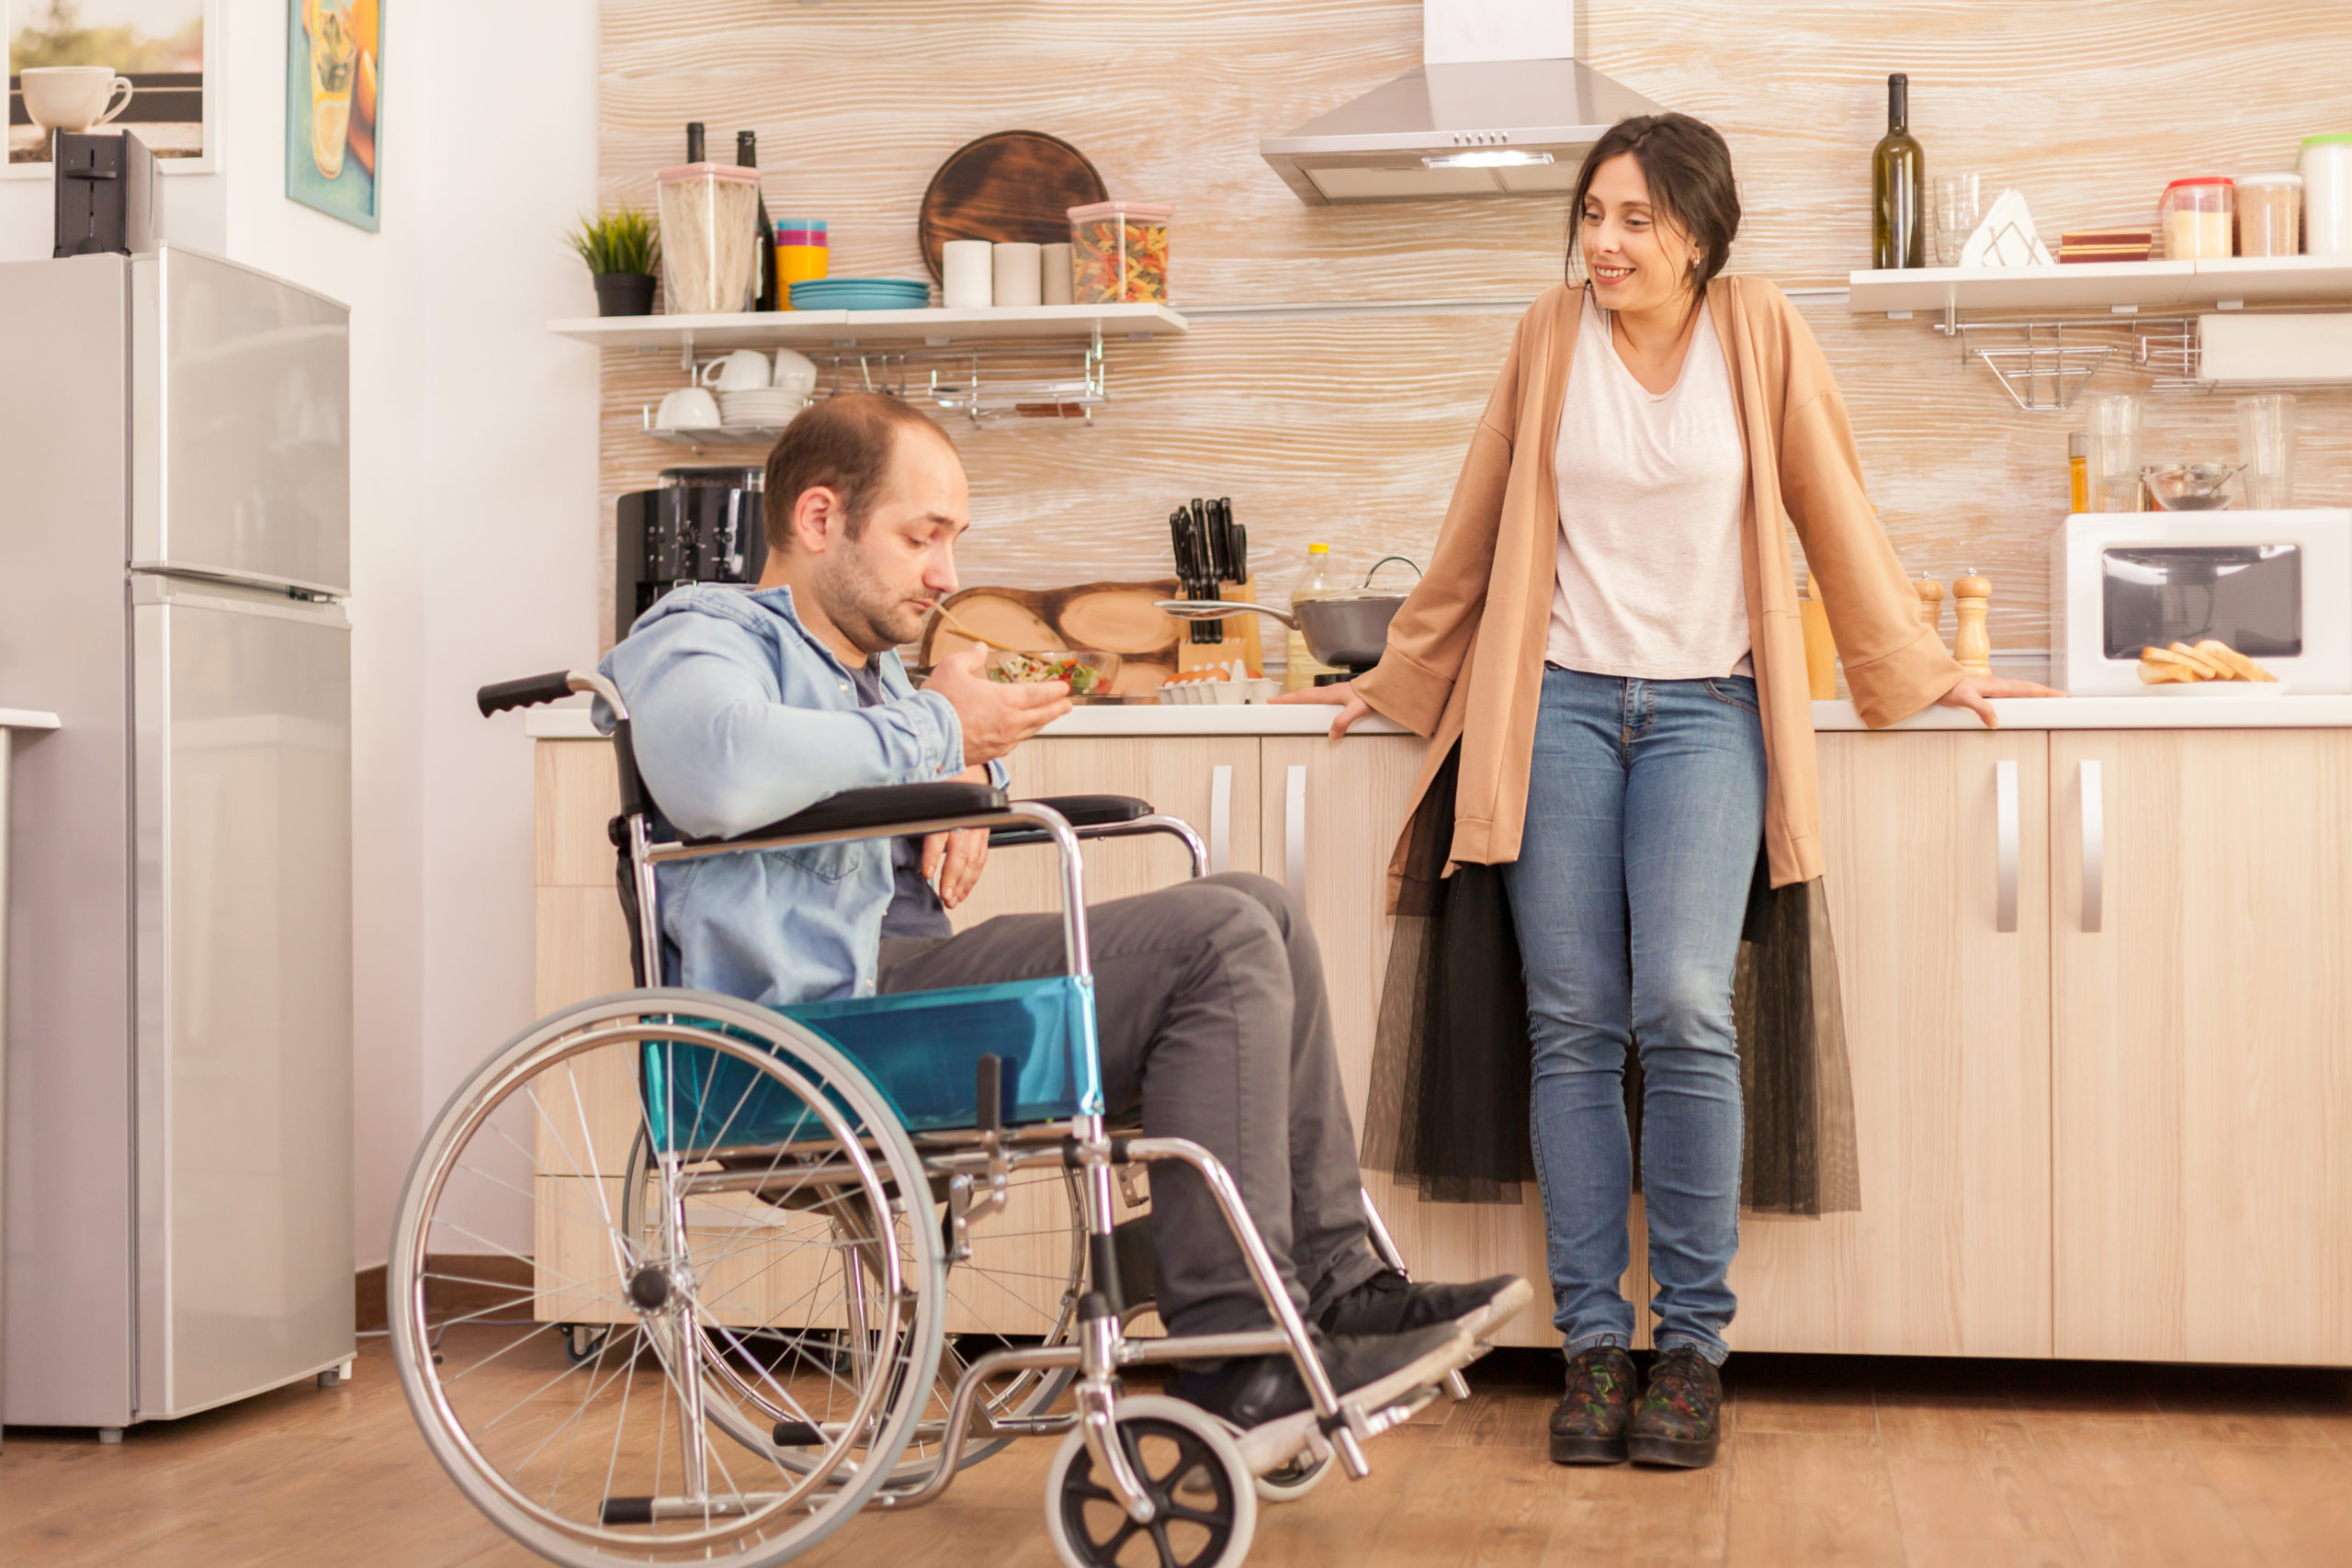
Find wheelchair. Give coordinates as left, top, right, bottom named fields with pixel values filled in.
left=389, top=668, right=1518, bottom=1568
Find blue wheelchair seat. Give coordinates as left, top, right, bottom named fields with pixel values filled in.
left=643, top=975, right=1105, bottom=1156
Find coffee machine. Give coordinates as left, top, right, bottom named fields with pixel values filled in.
left=616, top=466, right=766, bottom=641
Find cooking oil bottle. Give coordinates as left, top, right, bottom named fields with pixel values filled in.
left=1282, top=542, right=1342, bottom=693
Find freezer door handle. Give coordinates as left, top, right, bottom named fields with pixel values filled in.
left=1284, top=764, right=1307, bottom=898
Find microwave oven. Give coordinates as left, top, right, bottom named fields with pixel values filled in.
left=2051, top=508, right=2352, bottom=694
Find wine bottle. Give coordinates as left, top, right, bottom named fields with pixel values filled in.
left=1871, top=73, right=1925, bottom=269
left=684, top=120, right=705, bottom=164
left=739, top=130, right=779, bottom=312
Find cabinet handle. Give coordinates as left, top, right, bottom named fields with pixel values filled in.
left=1207, top=764, right=1232, bottom=874
left=1996, top=758, right=2018, bottom=933
left=1284, top=764, right=1307, bottom=897
left=2080, top=759, right=2104, bottom=933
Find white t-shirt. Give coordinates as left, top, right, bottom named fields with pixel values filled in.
left=1547, top=293, right=1753, bottom=680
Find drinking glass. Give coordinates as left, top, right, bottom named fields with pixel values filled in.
left=1933, top=172, right=1982, bottom=266
left=2237, top=394, right=2297, bottom=510
left=310, top=1, right=359, bottom=181
left=2081, top=393, right=2144, bottom=513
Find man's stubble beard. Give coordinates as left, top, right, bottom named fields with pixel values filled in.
left=819, top=540, right=927, bottom=656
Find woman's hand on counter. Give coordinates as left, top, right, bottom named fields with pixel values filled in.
left=1272, top=680, right=1374, bottom=739
left=1934, top=672, right=2067, bottom=730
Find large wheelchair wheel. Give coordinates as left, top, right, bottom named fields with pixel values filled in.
left=389, top=991, right=945, bottom=1568
left=620, top=1133, right=1087, bottom=1487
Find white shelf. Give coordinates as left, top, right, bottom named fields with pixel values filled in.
left=1848, top=255, right=2352, bottom=316
left=550, top=303, right=1188, bottom=351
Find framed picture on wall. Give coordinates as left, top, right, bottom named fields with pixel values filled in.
left=284, top=0, right=379, bottom=231
left=5, top=0, right=217, bottom=176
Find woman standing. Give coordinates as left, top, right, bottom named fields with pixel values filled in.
left=1278, top=114, right=2055, bottom=1469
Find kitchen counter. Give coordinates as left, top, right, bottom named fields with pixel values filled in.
left=523, top=694, right=2352, bottom=740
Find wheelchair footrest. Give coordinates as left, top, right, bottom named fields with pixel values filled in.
left=1230, top=1325, right=1495, bottom=1481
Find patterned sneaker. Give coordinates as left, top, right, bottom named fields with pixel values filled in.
left=1627, top=1346, right=1724, bottom=1468
left=1549, top=1346, right=1638, bottom=1465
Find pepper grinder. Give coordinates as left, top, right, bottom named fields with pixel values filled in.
left=1952, top=571, right=1993, bottom=676
left=1914, top=577, right=1946, bottom=646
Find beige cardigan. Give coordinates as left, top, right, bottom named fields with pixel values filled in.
left=1355, top=276, right=1962, bottom=898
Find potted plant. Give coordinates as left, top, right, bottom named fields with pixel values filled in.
left=568, top=208, right=659, bottom=317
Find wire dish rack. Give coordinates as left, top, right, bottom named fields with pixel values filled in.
left=641, top=342, right=1110, bottom=447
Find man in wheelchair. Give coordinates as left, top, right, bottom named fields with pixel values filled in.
left=599, top=392, right=1524, bottom=1440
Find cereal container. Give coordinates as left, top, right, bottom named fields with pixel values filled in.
left=657, top=163, right=763, bottom=313
left=2158, top=177, right=2234, bottom=260
left=1068, top=200, right=1172, bottom=305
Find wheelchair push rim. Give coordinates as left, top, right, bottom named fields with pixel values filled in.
left=388, top=990, right=946, bottom=1568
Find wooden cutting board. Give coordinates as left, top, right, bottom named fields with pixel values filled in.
left=918, top=130, right=1108, bottom=282
left=920, top=581, right=1182, bottom=695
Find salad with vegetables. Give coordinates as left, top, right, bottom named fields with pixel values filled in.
left=987, top=649, right=1110, bottom=695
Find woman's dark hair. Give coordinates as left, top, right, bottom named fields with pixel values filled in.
left=1566, top=113, right=1741, bottom=309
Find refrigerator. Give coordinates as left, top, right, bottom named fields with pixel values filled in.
left=0, top=248, right=354, bottom=1431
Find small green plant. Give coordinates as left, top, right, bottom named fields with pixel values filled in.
left=566, top=207, right=658, bottom=276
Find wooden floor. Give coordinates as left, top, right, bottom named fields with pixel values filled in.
left=3, top=1341, right=2348, bottom=1567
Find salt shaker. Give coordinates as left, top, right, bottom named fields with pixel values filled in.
left=1951, top=572, right=1992, bottom=676
left=1914, top=577, right=1946, bottom=644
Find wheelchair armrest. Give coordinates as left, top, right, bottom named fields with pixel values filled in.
left=679, top=781, right=1010, bottom=848
left=988, top=795, right=1153, bottom=847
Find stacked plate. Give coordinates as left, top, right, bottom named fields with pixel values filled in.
left=720, top=388, right=808, bottom=429
left=789, top=276, right=932, bottom=311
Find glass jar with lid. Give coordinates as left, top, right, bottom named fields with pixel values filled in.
left=2300, top=134, right=2352, bottom=257
left=2159, top=177, right=2234, bottom=259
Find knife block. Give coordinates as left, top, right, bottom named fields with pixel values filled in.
left=1175, top=574, right=1263, bottom=676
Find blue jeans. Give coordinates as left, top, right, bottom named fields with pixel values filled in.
left=1502, top=667, right=1767, bottom=1364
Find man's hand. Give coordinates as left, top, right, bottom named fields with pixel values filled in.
left=922, top=648, right=1070, bottom=763
left=921, top=764, right=992, bottom=911
left=1935, top=671, right=2065, bottom=729
left=1271, top=678, right=1375, bottom=739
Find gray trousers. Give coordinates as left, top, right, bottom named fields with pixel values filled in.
left=878, top=872, right=1385, bottom=1336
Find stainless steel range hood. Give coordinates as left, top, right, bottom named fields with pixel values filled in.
left=1260, top=0, right=1665, bottom=205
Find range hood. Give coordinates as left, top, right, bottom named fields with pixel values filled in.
left=1260, top=0, right=1666, bottom=205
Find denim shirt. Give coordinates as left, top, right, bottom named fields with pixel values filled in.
left=596, top=585, right=1002, bottom=1005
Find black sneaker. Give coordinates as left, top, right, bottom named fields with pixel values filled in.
left=1174, top=1322, right=1466, bottom=1433
left=1626, top=1346, right=1724, bottom=1468
left=1549, top=1346, right=1638, bottom=1465
left=1317, top=1270, right=1532, bottom=1339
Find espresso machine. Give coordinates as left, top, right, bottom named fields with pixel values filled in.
left=616, top=466, right=766, bottom=641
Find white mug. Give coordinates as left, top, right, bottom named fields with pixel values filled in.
left=18, top=67, right=135, bottom=133
left=770, top=348, right=819, bottom=399
left=697, top=349, right=770, bottom=392
left=993, top=242, right=1044, bottom=309
left=942, top=240, right=993, bottom=310
left=656, top=387, right=721, bottom=429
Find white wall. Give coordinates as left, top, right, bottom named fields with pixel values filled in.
left=3, top=0, right=603, bottom=1269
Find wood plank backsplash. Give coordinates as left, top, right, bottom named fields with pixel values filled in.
left=595, top=0, right=2352, bottom=665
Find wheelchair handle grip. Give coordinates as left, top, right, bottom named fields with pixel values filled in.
left=477, top=671, right=581, bottom=717
left=975, top=1054, right=1002, bottom=1135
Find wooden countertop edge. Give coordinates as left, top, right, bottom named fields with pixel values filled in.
left=522, top=695, right=2352, bottom=740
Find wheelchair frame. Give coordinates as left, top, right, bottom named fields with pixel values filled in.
left=437, top=666, right=1476, bottom=1557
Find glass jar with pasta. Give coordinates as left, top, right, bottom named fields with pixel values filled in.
left=1067, top=200, right=1172, bottom=305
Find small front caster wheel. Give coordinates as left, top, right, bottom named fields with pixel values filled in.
left=1251, top=1443, right=1331, bottom=1503
left=1046, top=1395, right=1257, bottom=1568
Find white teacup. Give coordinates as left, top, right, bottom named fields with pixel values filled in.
left=656, top=387, right=721, bottom=429
left=698, top=349, right=770, bottom=392
left=19, top=67, right=135, bottom=134
left=771, top=349, right=819, bottom=400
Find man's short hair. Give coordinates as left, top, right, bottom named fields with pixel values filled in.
left=762, top=392, right=953, bottom=553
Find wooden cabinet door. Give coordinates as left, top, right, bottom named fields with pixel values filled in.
left=1259, top=735, right=1582, bottom=1350
left=1727, top=731, right=2053, bottom=1357
left=948, top=735, right=1262, bottom=926
left=2052, top=730, right=2352, bottom=1364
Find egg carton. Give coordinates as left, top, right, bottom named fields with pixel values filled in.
left=1158, top=675, right=1278, bottom=705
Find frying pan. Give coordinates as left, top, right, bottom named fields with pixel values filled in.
left=1158, top=557, right=1420, bottom=671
